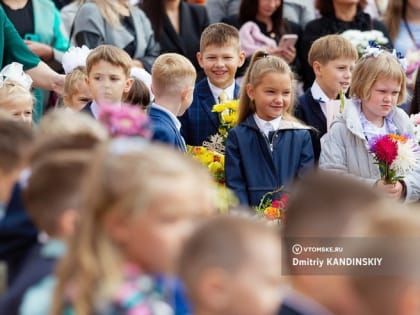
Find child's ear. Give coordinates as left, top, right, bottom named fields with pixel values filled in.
left=58, top=209, right=80, bottom=238
left=63, top=95, right=70, bottom=106
left=85, top=75, right=90, bottom=87
left=238, top=50, right=246, bottom=67
left=312, top=61, right=322, bottom=76
left=103, top=211, right=129, bottom=244
left=196, top=52, right=204, bottom=68
left=198, top=268, right=231, bottom=311
left=123, top=77, right=134, bottom=93
left=246, top=83, right=255, bottom=100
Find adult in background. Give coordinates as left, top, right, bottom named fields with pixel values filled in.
left=72, top=0, right=159, bottom=72
left=206, top=0, right=239, bottom=24
left=141, top=0, right=209, bottom=81
left=300, top=0, right=391, bottom=90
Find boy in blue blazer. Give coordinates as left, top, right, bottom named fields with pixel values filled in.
left=294, top=35, right=357, bottom=161
left=179, top=23, right=245, bottom=146
left=149, top=53, right=196, bottom=152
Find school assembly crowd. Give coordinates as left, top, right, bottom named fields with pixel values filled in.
left=2, top=1, right=420, bottom=315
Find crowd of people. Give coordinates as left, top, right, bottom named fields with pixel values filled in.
left=1, top=0, right=420, bottom=315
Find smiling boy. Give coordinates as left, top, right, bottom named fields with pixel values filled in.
left=179, top=23, right=246, bottom=146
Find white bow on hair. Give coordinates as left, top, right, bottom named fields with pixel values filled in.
left=62, top=45, right=91, bottom=74
left=0, top=62, right=33, bottom=90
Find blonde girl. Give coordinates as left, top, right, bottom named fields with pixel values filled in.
left=225, top=50, right=314, bottom=207
left=319, top=51, right=420, bottom=201
left=51, top=142, right=216, bottom=315
left=0, top=82, right=34, bottom=125
left=63, top=66, right=92, bottom=111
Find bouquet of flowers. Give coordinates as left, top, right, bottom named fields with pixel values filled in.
left=255, top=188, right=288, bottom=224
left=211, top=99, right=239, bottom=144
left=410, top=114, right=420, bottom=144
left=340, top=29, right=389, bottom=57
left=98, top=103, right=152, bottom=139
left=188, top=145, right=225, bottom=184
left=369, top=134, right=419, bottom=184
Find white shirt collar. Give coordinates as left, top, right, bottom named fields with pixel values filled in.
left=311, top=81, right=332, bottom=117
left=90, top=101, right=122, bottom=120
left=151, top=103, right=181, bottom=131
left=207, top=78, right=236, bottom=103
left=253, top=113, right=282, bottom=135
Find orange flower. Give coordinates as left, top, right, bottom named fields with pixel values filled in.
left=264, top=206, right=281, bottom=220
left=388, top=134, right=407, bottom=144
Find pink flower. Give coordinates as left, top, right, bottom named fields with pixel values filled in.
left=370, top=135, right=398, bottom=164
left=99, top=104, right=152, bottom=138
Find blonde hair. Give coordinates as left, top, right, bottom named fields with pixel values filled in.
left=86, top=45, right=133, bottom=78
left=37, top=108, right=108, bottom=141
left=383, top=0, right=406, bottom=42
left=151, top=53, right=196, bottom=97
left=51, top=142, right=215, bottom=315
left=238, top=51, right=296, bottom=124
left=199, top=23, right=241, bottom=53
left=308, top=34, right=358, bottom=66
left=0, top=81, right=34, bottom=112
left=64, top=66, right=88, bottom=98
left=349, top=52, right=407, bottom=104
left=89, top=0, right=129, bottom=27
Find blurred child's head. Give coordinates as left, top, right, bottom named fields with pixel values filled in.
left=283, top=171, right=380, bottom=315
left=350, top=202, right=420, bottom=315
left=0, top=114, right=33, bottom=203
left=52, top=142, right=216, bottom=315
left=152, top=53, right=196, bottom=115
left=37, top=108, right=108, bottom=141
left=179, top=215, right=283, bottom=315
left=24, top=151, right=91, bottom=239
left=122, top=76, right=151, bottom=111
left=63, top=66, right=92, bottom=111
left=86, top=45, right=134, bottom=105
left=238, top=51, right=294, bottom=123
left=197, top=23, right=245, bottom=89
left=0, top=81, right=34, bottom=125
left=350, top=51, right=407, bottom=122
left=308, top=35, right=358, bottom=99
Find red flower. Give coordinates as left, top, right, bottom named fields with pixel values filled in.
left=370, top=135, right=398, bottom=164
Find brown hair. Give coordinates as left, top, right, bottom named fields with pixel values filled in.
left=315, top=0, right=367, bottom=16
left=179, top=215, right=281, bottom=304
left=308, top=34, right=358, bottom=66
left=123, top=76, right=151, bottom=110
left=350, top=51, right=407, bottom=105
left=24, top=151, right=92, bottom=236
left=151, top=53, right=196, bottom=97
left=238, top=50, right=296, bottom=124
left=199, top=23, right=241, bottom=53
left=86, top=45, right=133, bottom=77
left=0, top=115, right=34, bottom=171
left=383, top=0, right=407, bottom=42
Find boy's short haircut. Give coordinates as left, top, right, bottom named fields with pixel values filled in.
left=151, top=53, right=196, bottom=97
left=308, top=34, right=358, bottom=66
left=178, top=215, right=280, bottom=304
left=24, top=151, right=91, bottom=236
left=86, top=45, right=133, bottom=77
left=200, top=23, right=241, bottom=53
left=0, top=115, right=34, bottom=171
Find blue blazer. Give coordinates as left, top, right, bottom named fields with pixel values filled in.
left=225, top=115, right=314, bottom=207
left=80, top=101, right=94, bottom=117
left=0, top=184, right=38, bottom=286
left=179, top=78, right=240, bottom=146
left=295, top=89, right=326, bottom=162
left=278, top=303, right=306, bottom=315
left=149, top=105, right=187, bottom=152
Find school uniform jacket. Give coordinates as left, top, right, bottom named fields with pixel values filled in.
left=225, top=115, right=314, bottom=207
left=148, top=105, right=187, bottom=152
left=159, top=1, right=209, bottom=80
left=295, top=89, right=327, bottom=162
left=179, top=78, right=240, bottom=146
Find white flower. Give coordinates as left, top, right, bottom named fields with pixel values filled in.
left=0, top=62, right=32, bottom=90
left=391, top=139, right=419, bottom=175
left=62, top=46, right=91, bottom=74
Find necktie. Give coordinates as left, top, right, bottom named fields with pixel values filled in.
left=218, top=90, right=228, bottom=103
left=264, top=122, right=274, bottom=138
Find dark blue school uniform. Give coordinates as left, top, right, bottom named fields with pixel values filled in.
left=225, top=115, right=314, bottom=207
left=179, top=78, right=240, bottom=146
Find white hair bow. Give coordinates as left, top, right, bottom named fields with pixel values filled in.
left=0, top=62, right=33, bottom=90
